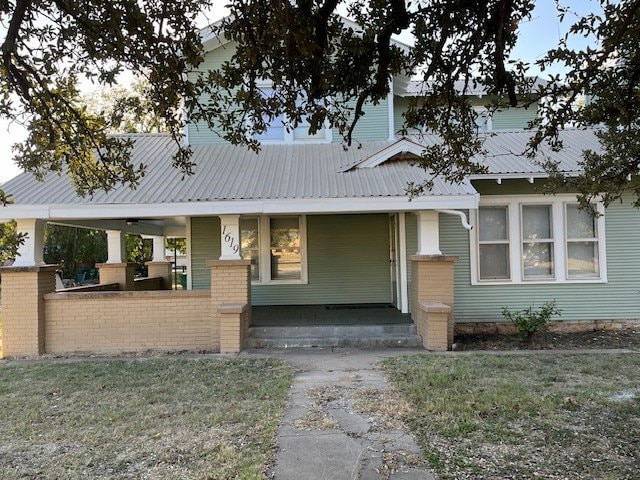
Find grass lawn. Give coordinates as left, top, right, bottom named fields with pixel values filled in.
left=0, top=357, right=292, bottom=479
left=382, top=353, right=640, bottom=480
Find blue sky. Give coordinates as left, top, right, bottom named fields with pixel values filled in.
left=0, top=0, right=599, bottom=183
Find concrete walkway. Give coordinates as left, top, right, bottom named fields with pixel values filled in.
left=243, top=347, right=437, bottom=480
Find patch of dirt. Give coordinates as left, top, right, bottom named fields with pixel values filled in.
left=454, top=327, right=640, bottom=351
left=293, top=405, right=339, bottom=430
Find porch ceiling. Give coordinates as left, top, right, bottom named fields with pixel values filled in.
left=48, top=217, right=187, bottom=237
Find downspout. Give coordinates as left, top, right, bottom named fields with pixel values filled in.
left=435, top=210, right=473, bottom=230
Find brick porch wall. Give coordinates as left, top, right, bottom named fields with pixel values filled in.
left=1, top=260, right=251, bottom=358
left=0, top=265, right=57, bottom=356
left=44, top=291, right=213, bottom=354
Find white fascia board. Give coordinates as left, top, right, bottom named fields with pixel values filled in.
left=0, top=195, right=479, bottom=221
left=259, top=195, right=479, bottom=214
left=199, top=16, right=231, bottom=52
left=469, top=171, right=581, bottom=181
left=469, top=173, right=548, bottom=181
left=0, top=206, right=50, bottom=220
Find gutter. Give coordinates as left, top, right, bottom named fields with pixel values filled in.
left=435, top=209, right=473, bottom=230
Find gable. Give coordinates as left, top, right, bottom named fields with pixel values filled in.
left=339, top=138, right=428, bottom=171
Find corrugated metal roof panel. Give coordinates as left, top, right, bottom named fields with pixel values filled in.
left=3, top=136, right=473, bottom=205
left=3, top=129, right=598, bottom=207
left=475, top=129, right=600, bottom=175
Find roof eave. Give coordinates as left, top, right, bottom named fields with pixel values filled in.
left=0, top=194, right=479, bottom=221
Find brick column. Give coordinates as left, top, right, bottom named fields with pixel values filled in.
left=145, top=261, right=172, bottom=290
left=0, top=265, right=57, bottom=357
left=206, top=259, right=251, bottom=353
left=410, top=255, right=457, bottom=350
left=96, top=263, right=136, bottom=290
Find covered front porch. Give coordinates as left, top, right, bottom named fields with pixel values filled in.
left=0, top=136, right=478, bottom=356
left=1, top=208, right=464, bottom=356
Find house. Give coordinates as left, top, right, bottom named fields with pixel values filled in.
left=1, top=26, right=638, bottom=358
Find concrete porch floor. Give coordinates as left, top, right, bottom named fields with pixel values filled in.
left=251, top=304, right=411, bottom=327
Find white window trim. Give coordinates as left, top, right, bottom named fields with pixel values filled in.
left=254, top=81, right=332, bottom=145
left=470, top=195, right=607, bottom=285
left=250, top=215, right=308, bottom=285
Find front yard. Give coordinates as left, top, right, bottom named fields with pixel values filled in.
left=382, top=353, right=640, bottom=480
left=0, top=357, right=292, bottom=479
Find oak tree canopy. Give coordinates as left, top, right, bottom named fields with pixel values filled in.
left=1, top=0, right=639, bottom=209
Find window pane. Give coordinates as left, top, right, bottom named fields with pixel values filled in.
left=270, top=217, right=301, bottom=280
left=255, top=87, right=286, bottom=141
left=567, top=205, right=596, bottom=239
left=240, top=218, right=260, bottom=280
left=479, top=207, right=508, bottom=241
left=479, top=244, right=510, bottom=280
left=255, top=123, right=285, bottom=141
left=567, top=242, right=599, bottom=277
left=522, top=205, right=552, bottom=239
left=293, top=125, right=324, bottom=141
left=523, top=242, right=554, bottom=278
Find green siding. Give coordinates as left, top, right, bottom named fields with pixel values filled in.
left=393, top=96, right=423, bottom=136
left=188, top=42, right=239, bottom=146
left=492, top=107, right=537, bottom=130
left=189, top=42, right=392, bottom=145
left=190, top=216, right=221, bottom=289
left=190, top=214, right=392, bottom=305
left=472, top=179, right=541, bottom=195
left=440, top=201, right=640, bottom=323
left=393, top=97, right=539, bottom=135
left=333, top=96, right=390, bottom=142
left=253, top=214, right=391, bottom=305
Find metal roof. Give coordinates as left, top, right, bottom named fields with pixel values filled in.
left=1, top=129, right=599, bottom=211
left=472, top=128, right=601, bottom=177
left=340, top=129, right=600, bottom=178
left=2, top=134, right=476, bottom=207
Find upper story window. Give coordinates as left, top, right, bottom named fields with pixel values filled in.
left=471, top=196, right=607, bottom=285
left=254, top=85, right=332, bottom=144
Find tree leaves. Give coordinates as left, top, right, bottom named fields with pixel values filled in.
left=1, top=0, right=639, bottom=209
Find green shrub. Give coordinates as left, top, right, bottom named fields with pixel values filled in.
left=501, top=301, right=561, bottom=342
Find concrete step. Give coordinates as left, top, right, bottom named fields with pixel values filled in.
left=245, top=324, right=424, bottom=349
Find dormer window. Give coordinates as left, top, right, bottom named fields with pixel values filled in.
left=254, top=84, right=332, bottom=144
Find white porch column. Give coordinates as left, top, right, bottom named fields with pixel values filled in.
left=416, top=211, right=441, bottom=255
left=151, top=236, right=166, bottom=262
left=106, top=230, right=126, bottom=264
left=13, top=219, right=45, bottom=267
left=219, top=215, right=242, bottom=260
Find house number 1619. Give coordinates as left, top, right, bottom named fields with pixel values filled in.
left=222, top=225, right=240, bottom=254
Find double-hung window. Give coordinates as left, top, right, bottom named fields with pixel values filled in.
left=240, top=216, right=307, bottom=284
left=477, top=206, right=510, bottom=280
left=472, top=197, right=606, bottom=284
left=521, top=205, right=554, bottom=279
left=254, top=84, right=331, bottom=143
left=565, top=204, right=600, bottom=279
